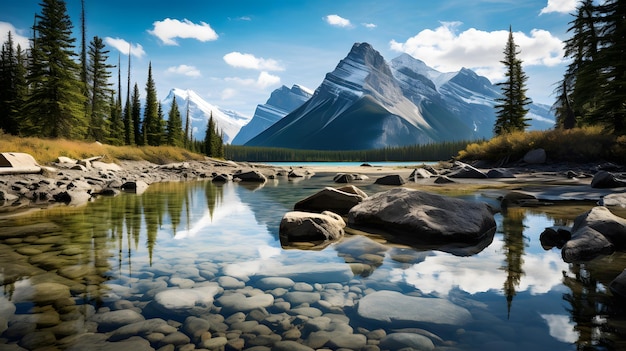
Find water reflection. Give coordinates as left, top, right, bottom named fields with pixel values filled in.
left=2, top=177, right=626, bottom=350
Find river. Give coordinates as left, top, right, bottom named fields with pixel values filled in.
left=0, top=170, right=624, bottom=350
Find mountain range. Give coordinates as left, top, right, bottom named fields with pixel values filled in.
left=160, top=88, right=250, bottom=144
left=244, top=42, right=554, bottom=150
left=232, top=84, right=313, bottom=145
left=160, top=42, right=554, bottom=150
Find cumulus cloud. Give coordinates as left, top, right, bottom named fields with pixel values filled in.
left=324, top=14, right=352, bottom=28
left=0, top=22, right=29, bottom=49
left=225, top=71, right=281, bottom=89
left=362, top=23, right=377, bottom=29
left=389, top=22, right=564, bottom=81
left=223, top=52, right=284, bottom=71
left=104, top=37, right=146, bottom=58
left=166, top=64, right=201, bottom=77
left=148, top=18, right=218, bottom=45
left=540, top=0, right=579, bottom=15
left=221, top=88, right=238, bottom=100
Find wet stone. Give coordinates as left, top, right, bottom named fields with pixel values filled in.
left=218, top=275, right=245, bottom=289
left=18, top=330, right=57, bottom=350
left=90, top=309, right=145, bottom=332
left=202, top=336, right=228, bottom=349
left=283, top=291, right=321, bottom=305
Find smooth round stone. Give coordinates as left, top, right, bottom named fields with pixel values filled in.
left=183, top=316, right=210, bottom=339
left=108, top=318, right=171, bottom=342
left=169, top=277, right=195, bottom=289
left=160, top=331, right=191, bottom=345
left=4, top=321, right=36, bottom=339
left=282, top=327, right=302, bottom=340
left=90, top=309, right=145, bottom=332
left=218, top=276, right=245, bottom=289
left=289, top=307, right=323, bottom=318
left=293, top=282, right=314, bottom=292
left=61, top=247, right=83, bottom=256
left=13, top=282, right=71, bottom=304
left=283, top=291, right=321, bottom=305
left=153, top=284, right=222, bottom=314
left=217, top=293, right=274, bottom=313
left=231, top=320, right=259, bottom=333
left=202, top=336, right=228, bottom=349
left=16, top=247, right=42, bottom=256
left=248, top=333, right=281, bottom=346
left=225, top=312, right=246, bottom=325
left=273, top=301, right=291, bottom=312
left=255, top=277, right=295, bottom=290
left=326, top=333, right=367, bottom=349
left=49, top=319, right=86, bottom=337
left=19, top=330, right=56, bottom=350
left=273, top=340, right=315, bottom=351
left=380, top=332, right=435, bottom=350
left=146, top=332, right=165, bottom=344
left=58, top=265, right=93, bottom=280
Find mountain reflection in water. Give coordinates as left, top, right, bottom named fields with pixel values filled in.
left=1, top=174, right=625, bottom=350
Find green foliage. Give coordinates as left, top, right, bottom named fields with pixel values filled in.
left=166, top=95, right=184, bottom=147
left=494, top=27, right=531, bottom=135
left=86, top=36, right=114, bottom=141
left=143, top=62, right=162, bottom=146
left=203, top=113, right=224, bottom=158
left=225, top=140, right=471, bottom=162
left=25, top=0, right=87, bottom=139
left=131, top=83, right=141, bottom=145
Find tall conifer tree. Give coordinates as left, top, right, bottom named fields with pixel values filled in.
left=143, top=62, right=161, bottom=145
left=25, top=0, right=86, bottom=138
left=131, top=83, right=141, bottom=145
left=86, top=36, right=113, bottom=141
left=494, top=27, right=531, bottom=135
left=166, top=95, right=183, bottom=146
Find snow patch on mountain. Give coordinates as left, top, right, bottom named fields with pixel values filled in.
left=161, top=88, right=250, bottom=144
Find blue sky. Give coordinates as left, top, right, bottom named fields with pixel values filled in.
left=1, top=0, right=578, bottom=117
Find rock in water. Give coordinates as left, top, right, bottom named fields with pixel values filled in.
left=280, top=211, right=345, bottom=242
left=348, top=188, right=495, bottom=245
left=294, top=186, right=366, bottom=214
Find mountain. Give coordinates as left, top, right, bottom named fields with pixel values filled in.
left=161, top=89, right=250, bottom=144
left=232, top=84, right=312, bottom=145
left=245, top=42, right=554, bottom=150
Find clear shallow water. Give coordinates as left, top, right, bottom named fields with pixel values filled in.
left=1, top=174, right=625, bottom=350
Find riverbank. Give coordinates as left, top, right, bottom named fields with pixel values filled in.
left=1, top=152, right=625, bottom=217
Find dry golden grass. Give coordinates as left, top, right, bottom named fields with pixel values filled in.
left=0, top=132, right=206, bottom=165
left=458, top=126, right=624, bottom=163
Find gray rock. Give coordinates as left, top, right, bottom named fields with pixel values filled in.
left=255, top=263, right=353, bottom=284
left=487, top=168, right=516, bottom=178
left=523, top=148, right=547, bottom=164
left=234, top=170, right=267, bottom=183
left=380, top=332, right=435, bottom=350
left=151, top=284, right=222, bottom=315
left=283, top=291, right=321, bottom=305
left=434, top=175, right=454, bottom=184
left=121, top=180, right=149, bottom=194
left=212, top=174, right=232, bottom=182
left=326, top=333, right=367, bottom=349
left=183, top=316, right=210, bottom=340
left=408, top=168, right=433, bottom=180
left=610, top=269, right=626, bottom=299
left=216, top=292, right=274, bottom=313
left=374, top=174, right=405, bottom=185
left=12, top=282, right=70, bottom=305
left=108, top=318, right=174, bottom=341
left=571, top=206, right=626, bottom=249
left=348, top=188, right=496, bottom=245
left=448, top=162, right=487, bottom=179
left=562, top=226, right=615, bottom=263
left=279, top=211, right=345, bottom=243
left=256, top=277, right=295, bottom=290
left=600, top=193, right=626, bottom=207
left=91, top=309, right=145, bottom=332
left=294, top=186, right=366, bottom=215
left=272, top=340, right=315, bottom=351
left=591, top=171, right=626, bottom=189
left=356, top=290, right=472, bottom=327
left=19, top=331, right=56, bottom=350
left=202, top=336, right=228, bottom=349
left=333, top=173, right=355, bottom=183
left=218, top=276, right=245, bottom=289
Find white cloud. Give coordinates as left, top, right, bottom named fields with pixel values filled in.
left=225, top=71, right=281, bottom=89
left=104, top=37, right=146, bottom=58
left=389, top=22, right=564, bottom=81
left=223, top=52, right=284, bottom=71
left=221, top=88, right=237, bottom=100
left=0, top=22, right=29, bottom=49
left=540, top=314, right=579, bottom=343
left=324, top=14, right=352, bottom=28
left=166, top=64, right=201, bottom=77
left=540, top=0, right=579, bottom=15
left=363, top=23, right=377, bottom=29
left=148, top=18, right=218, bottom=45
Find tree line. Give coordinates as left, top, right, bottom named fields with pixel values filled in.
left=224, top=140, right=472, bottom=162
left=0, top=0, right=223, bottom=157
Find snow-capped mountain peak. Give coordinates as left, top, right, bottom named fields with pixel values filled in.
left=161, top=89, right=250, bottom=144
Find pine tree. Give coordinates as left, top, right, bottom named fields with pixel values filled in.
left=494, top=27, right=531, bottom=135
left=0, top=32, right=25, bottom=135
left=123, top=45, right=133, bottom=144
left=166, top=95, right=183, bottom=146
left=184, top=98, right=191, bottom=149
left=204, top=112, right=215, bottom=156
left=154, top=101, right=165, bottom=145
left=86, top=36, right=114, bottom=141
left=25, top=0, right=87, bottom=138
left=131, top=83, right=142, bottom=145
left=108, top=91, right=123, bottom=145
left=594, top=0, right=626, bottom=134
left=143, top=62, right=161, bottom=145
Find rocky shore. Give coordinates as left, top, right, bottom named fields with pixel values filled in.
left=2, top=150, right=626, bottom=351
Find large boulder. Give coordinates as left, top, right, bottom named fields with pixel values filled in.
left=374, top=174, right=405, bottom=185
left=294, top=186, right=367, bottom=215
left=599, top=193, right=626, bottom=207
left=448, top=162, right=487, bottom=179
left=571, top=206, right=626, bottom=249
left=591, top=171, right=626, bottom=189
left=234, top=170, right=267, bottom=183
left=348, top=188, right=496, bottom=245
left=333, top=173, right=355, bottom=183
left=280, top=211, right=346, bottom=243
left=561, top=226, right=614, bottom=263
left=356, top=290, right=472, bottom=328
left=408, top=168, right=433, bottom=180
left=523, top=148, right=547, bottom=164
